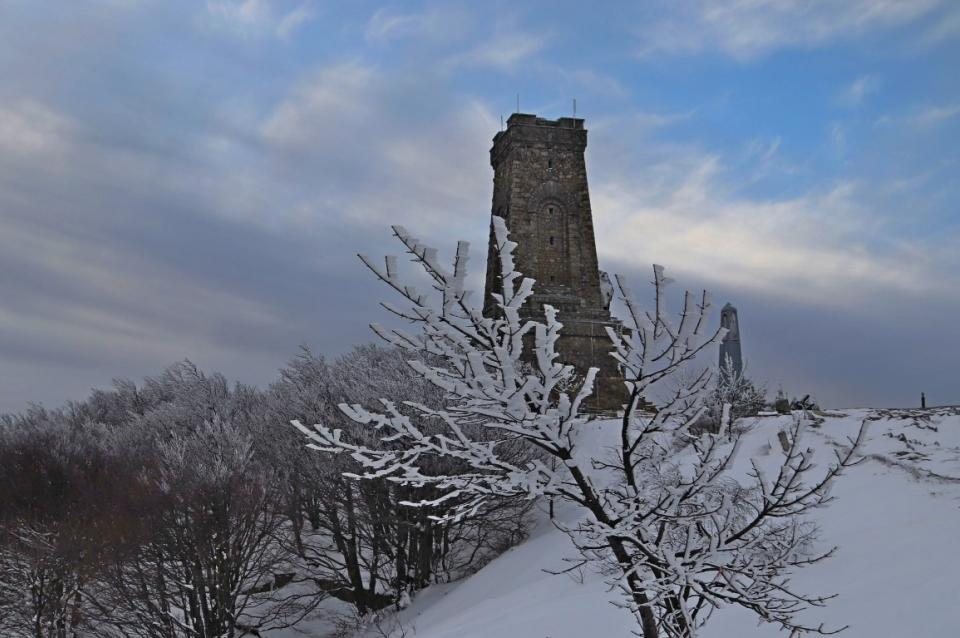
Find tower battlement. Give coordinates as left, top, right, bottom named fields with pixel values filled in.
left=491, top=114, right=586, bottom=170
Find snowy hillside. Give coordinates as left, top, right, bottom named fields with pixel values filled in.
left=320, top=408, right=960, bottom=638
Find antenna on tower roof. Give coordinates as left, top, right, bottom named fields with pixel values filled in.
left=573, top=98, right=577, bottom=118
left=500, top=114, right=504, bottom=131
left=516, top=93, right=520, bottom=114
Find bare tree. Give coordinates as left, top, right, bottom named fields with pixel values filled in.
left=294, top=218, right=865, bottom=638
left=265, top=348, right=398, bottom=615
left=695, top=355, right=767, bottom=433
left=0, top=364, right=323, bottom=638
left=0, top=410, right=141, bottom=638
left=96, top=364, right=320, bottom=638
left=268, top=345, right=530, bottom=615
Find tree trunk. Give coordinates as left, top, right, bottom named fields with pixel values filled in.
left=608, top=538, right=659, bottom=637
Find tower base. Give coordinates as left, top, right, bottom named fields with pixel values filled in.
left=552, top=315, right=628, bottom=414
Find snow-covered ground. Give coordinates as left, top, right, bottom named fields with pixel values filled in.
left=277, top=408, right=960, bottom=638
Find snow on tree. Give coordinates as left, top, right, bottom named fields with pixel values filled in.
left=696, top=354, right=768, bottom=433
left=96, top=364, right=320, bottom=638
left=0, top=364, right=323, bottom=638
left=265, top=345, right=531, bottom=615
left=293, top=217, right=866, bottom=638
left=0, top=409, right=140, bottom=637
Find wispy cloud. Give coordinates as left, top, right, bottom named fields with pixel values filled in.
left=364, top=7, right=465, bottom=43
left=910, top=103, right=960, bottom=126
left=592, top=146, right=953, bottom=308
left=921, top=4, right=960, bottom=45
left=551, top=68, right=628, bottom=98
left=876, top=103, right=960, bottom=128
left=276, top=4, right=313, bottom=39
left=366, top=8, right=430, bottom=41
left=260, top=62, right=377, bottom=150
left=829, top=122, right=846, bottom=154
left=748, top=136, right=781, bottom=163
left=444, top=30, right=550, bottom=71
left=632, top=109, right=696, bottom=129
left=636, top=0, right=943, bottom=60
left=839, top=74, right=882, bottom=107
left=259, top=61, right=495, bottom=235
left=0, top=99, right=75, bottom=161
left=205, top=0, right=314, bottom=39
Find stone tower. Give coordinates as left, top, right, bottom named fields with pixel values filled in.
left=484, top=113, right=624, bottom=411
left=719, top=303, right=743, bottom=378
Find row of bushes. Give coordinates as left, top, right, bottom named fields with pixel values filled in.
left=0, top=346, right=532, bottom=637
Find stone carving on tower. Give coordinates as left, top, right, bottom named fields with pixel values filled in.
left=484, top=113, right=625, bottom=412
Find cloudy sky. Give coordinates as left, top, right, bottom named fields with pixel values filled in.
left=1, top=0, right=958, bottom=412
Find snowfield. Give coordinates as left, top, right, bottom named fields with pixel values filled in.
left=280, top=408, right=960, bottom=638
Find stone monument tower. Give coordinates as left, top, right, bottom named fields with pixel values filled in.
left=719, top=303, right=743, bottom=379
left=484, top=113, right=624, bottom=411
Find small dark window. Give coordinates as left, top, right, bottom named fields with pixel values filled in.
left=547, top=159, right=553, bottom=168
left=549, top=236, right=555, bottom=246
left=550, top=275, right=555, bottom=282
left=548, top=206, right=554, bottom=215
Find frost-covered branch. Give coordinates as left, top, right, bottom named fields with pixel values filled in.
left=294, top=218, right=863, bottom=638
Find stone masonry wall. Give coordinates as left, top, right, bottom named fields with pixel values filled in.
left=485, top=114, right=626, bottom=412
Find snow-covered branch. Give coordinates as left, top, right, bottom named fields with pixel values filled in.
left=294, top=219, right=863, bottom=638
